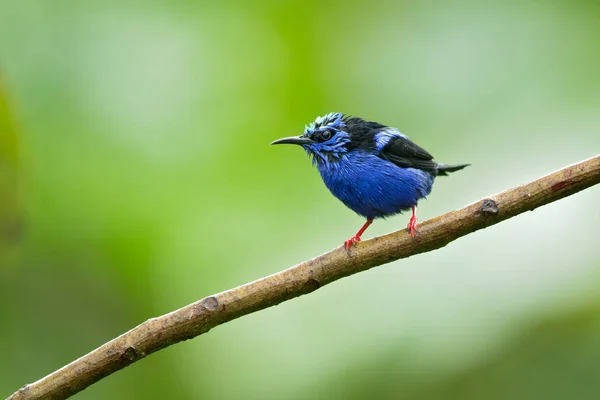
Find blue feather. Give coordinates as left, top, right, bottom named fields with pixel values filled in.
left=373, top=128, right=406, bottom=151
left=317, top=151, right=433, bottom=219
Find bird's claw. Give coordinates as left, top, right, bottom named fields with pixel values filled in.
left=344, top=236, right=361, bottom=251
left=407, top=217, right=418, bottom=238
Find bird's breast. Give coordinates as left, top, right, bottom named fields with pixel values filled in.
left=316, top=151, right=434, bottom=219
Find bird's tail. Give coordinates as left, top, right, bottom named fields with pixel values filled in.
left=437, top=163, right=470, bottom=176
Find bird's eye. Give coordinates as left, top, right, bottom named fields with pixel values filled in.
left=320, top=130, right=332, bottom=141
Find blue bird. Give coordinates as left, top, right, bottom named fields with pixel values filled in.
left=271, top=113, right=469, bottom=250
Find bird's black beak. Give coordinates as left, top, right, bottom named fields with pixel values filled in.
left=270, top=136, right=314, bottom=146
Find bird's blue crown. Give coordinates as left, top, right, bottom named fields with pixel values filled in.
left=303, top=112, right=347, bottom=136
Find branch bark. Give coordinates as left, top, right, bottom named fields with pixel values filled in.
left=8, top=155, right=600, bottom=400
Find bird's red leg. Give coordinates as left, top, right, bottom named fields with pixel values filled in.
left=345, top=219, right=373, bottom=250
left=407, top=205, right=418, bottom=238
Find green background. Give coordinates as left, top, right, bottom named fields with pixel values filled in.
left=1, top=1, right=600, bottom=399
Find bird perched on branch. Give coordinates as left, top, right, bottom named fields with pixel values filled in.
left=271, top=113, right=469, bottom=250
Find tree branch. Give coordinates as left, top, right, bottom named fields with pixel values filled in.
left=8, top=155, right=600, bottom=400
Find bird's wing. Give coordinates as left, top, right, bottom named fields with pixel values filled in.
left=377, top=132, right=438, bottom=173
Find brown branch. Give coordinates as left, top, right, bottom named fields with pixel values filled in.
left=7, top=155, right=600, bottom=400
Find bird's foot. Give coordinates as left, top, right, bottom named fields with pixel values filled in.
left=407, top=216, right=418, bottom=238
left=344, top=219, right=373, bottom=252
left=344, top=235, right=361, bottom=251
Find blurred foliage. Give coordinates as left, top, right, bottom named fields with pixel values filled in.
left=0, top=78, right=23, bottom=268
left=1, top=0, right=599, bottom=399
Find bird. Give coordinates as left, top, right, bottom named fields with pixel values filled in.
left=271, top=113, right=469, bottom=250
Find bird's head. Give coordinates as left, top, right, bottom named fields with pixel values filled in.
left=271, top=112, right=354, bottom=166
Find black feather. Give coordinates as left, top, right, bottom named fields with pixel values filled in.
left=340, top=115, right=469, bottom=176
left=379, top=136, right=439, bottom=174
